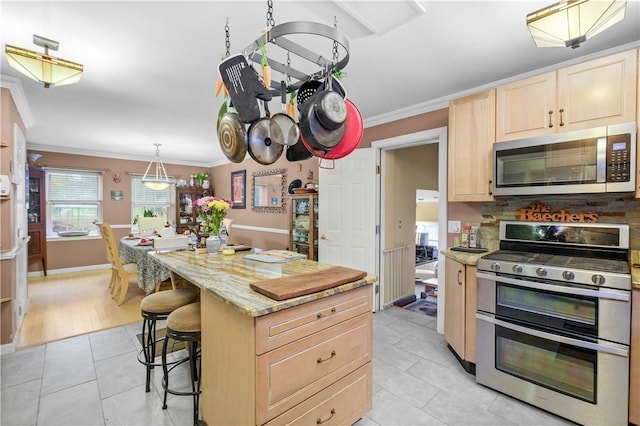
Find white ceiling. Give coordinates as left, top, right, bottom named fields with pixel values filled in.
left=2, top=1, right=639, bottom=167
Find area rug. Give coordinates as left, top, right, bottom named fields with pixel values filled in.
left=403, top=299, right=437, bottom=317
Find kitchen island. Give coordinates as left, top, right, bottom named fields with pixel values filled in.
left=151, top=250, right=375, bottom=425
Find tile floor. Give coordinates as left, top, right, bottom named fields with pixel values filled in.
left=1, top=307, right=575, bottom=426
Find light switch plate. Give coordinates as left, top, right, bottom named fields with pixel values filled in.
left=448, top=220, right=461, bottom=233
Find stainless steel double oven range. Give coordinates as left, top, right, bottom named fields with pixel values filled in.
left=476, top=221, right=631, bottom=426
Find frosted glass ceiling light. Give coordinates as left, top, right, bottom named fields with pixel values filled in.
left=527, top=0, right=627, bottom=49
left=142, top=144, right=172, bottom=190
left=5, top=34, right=83, bottom=88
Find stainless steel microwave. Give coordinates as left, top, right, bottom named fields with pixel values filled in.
left=493, top=122, right=636, bottom=196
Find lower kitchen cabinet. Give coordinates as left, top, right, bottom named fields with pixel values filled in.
left=444, top=256, right=477, bottom=372
left=630, top=289, right=640, bottom=425
left=200, top=284, right=373, bottom=425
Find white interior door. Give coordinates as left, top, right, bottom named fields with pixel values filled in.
left=13, top=124, right=28, bottom=332
left=318, top=149, right=377, bottom=309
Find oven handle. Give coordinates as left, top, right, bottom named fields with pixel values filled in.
left=476, top=271, right=630, bottom=302
left=476, top=313, right=629, bottom=357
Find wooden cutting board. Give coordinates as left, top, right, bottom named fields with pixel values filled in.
left=250, top=266, right=367, bottom=301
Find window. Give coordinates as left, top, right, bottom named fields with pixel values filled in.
left=131, top=175, right=171, bottom=230
left=47, top=169, right=102, bottom=236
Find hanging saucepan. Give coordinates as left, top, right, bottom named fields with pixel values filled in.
left=285, top=136, right=313, bottom=161
left=216, top=101, right=228, bottom=133
left=298, top=91, right=346, bottom=152
left=217, top=107, right=247, bottom=163
left=270, top=81, right=299, bottom=147
left=319, top=75, right=347, bottom=99
left=301, top=99, right=364, bottom=168
left=247, top=101, right=284, bottom=165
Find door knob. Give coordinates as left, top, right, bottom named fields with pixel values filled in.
left=320, top=234, right=328, bottom=240
left=23, top=235, right=32, bottom=243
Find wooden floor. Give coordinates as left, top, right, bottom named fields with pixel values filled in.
left=17, top=269, right=148, bottom=349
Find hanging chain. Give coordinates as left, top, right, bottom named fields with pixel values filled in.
left=266, top=0, right=275, bottom=29
left=332, top=16, right=339, bottom=72
left=286, top=52, right=291, bottom=86
left=224, top=18, right=231, bottom=58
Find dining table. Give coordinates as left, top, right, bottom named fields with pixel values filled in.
left=118, top=237, right=172, bottom=294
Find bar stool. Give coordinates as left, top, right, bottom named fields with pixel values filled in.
left=138, top=288, right=199, bottom=392
left=161, top=302, right=201, bottom=425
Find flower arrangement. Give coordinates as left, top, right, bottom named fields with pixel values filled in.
left=193, top=196, right=232, bottom=236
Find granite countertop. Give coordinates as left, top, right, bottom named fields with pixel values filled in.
left=631, top=250, right=640, bottom=290
left=440, top=248, right=495, bottom=266
left=150, top=250, right=375, bottom=317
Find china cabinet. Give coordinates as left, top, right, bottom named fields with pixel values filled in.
left=289, top=193, right=318, bottom=261
left=443, top=256, right=477, bottom=372
left=175, top=188, right=205, bottom=234
left=448, top=89, right=495, bottom=202
left=496, top=49, right=637, bottom=141
left=27, top=167, right=47, bottom=275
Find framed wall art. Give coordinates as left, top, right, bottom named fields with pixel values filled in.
left=231, top=170, right=246, bottom=209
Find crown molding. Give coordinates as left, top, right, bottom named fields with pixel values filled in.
left=0, top=75, right=34, bottom=128
left=364, top=40, right=640, bottom=128
left=25, top=142, right=217, bottom=168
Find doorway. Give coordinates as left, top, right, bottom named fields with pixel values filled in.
left=372, top=126, right=447, bottom=334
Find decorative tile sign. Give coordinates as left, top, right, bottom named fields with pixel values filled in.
left=519, top=201, right=598, bottom=223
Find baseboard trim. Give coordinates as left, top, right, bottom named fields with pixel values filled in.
left=1, top=342, right=17, bottom=355
left=28, top=264, right=111, bottom=277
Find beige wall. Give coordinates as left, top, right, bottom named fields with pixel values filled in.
left=417, top=202, right=438, bottom=222
left=1, top=87, right=26, bottom=345
left=29, top=149, right=319, bottom=271
left=27, top=151, right=208, bottom=271
left=383, top=144, right=438, bottom=249
left=209, top=151, right=318, bottom=250
left=362, top=108, right=448, bottom=147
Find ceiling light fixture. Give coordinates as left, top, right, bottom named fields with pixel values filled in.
left=526, top=0, right=627, bottom=49
left=142, top=144, right=172, bottom=191
left=5, top=34, right=83, bottom=88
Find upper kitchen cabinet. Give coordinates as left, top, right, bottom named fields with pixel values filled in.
left=496, top=50, right=638, bottom=142
left=448, top=89, right=496, bottom=202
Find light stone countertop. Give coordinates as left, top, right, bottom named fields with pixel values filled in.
left=440, top=248, right=494, bottom=266
left=150, top=250, right=376, bottom=317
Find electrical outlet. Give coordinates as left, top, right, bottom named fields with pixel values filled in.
left=448, top=220, right=461, bottom=233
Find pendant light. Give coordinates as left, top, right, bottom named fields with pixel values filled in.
left=527, top=0, right=627, bottom=49
left=5, top=35, right=83, bottom=88
left=142, top=144, right=172, bottom=190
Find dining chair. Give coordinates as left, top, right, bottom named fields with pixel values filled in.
left=98, top=222, right=139, bottom=305
left=95, top=221, right=119, bottom=296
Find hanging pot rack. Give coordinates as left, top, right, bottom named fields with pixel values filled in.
left=242, top=21, right=350, bottom=95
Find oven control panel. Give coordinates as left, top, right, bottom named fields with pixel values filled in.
left=607, top=135, right=631, bottom=182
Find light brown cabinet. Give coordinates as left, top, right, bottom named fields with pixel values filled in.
left=200, top=284, right=373, bottom=425
left=448, top=90, right=496, bottom=202
left=289, top=193, right=318, bottom=261
left=444, top=256, right=477, bottom=370
left=630, top=289, right=640, bottom=425
left=496, top=49, right=638, bottom=142
left=27, top=167, right=47, bottom=275
left=175, top=188, right=204, bottom=234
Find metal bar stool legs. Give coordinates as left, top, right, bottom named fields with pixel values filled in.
left=161, top=302, right=201, bottom=426
left=138, top=289, right=199, bottom=393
